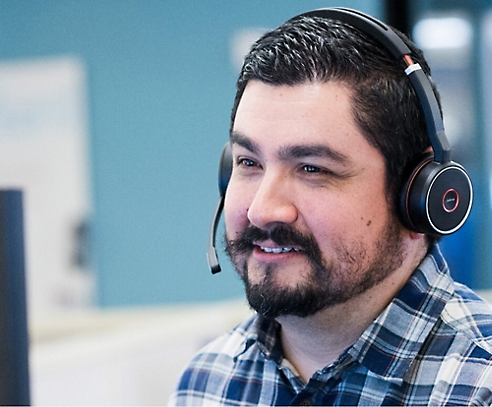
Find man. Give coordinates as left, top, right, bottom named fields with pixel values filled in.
left=170, top=8, right=492, bottom=406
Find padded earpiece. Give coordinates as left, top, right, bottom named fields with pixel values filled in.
left=218, top=142, right=233, bottom=197
left=399, top=153, right=473, bottom=235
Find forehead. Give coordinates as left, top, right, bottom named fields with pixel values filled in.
left=232, top=80, right=379, bottom=161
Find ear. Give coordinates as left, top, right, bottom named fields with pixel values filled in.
left=409, top=230, right=425, bottom=240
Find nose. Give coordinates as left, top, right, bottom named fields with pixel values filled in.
left=247, top=174, right=298, bottom=229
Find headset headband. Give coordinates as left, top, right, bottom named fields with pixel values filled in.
left=296, top=7, right=451, bottom=163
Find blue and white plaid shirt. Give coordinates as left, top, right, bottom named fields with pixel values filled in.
left=170, top=246, right=492, bottom=406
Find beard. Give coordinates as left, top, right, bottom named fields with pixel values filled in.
left=224, top=220, right=405, bottom=319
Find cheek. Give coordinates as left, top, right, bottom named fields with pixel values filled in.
left=302, top=192, right=388, bottom=243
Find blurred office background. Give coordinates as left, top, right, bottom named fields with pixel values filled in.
left=0, top=0, right=491, bottom=404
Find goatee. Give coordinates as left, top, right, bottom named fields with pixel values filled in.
left=225, top=221, right=405, bottom=319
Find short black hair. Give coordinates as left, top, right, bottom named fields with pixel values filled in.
left=230, top=15, right=440, bottom=213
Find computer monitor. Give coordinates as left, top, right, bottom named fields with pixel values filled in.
left=0, top=190, right=30, bottom=406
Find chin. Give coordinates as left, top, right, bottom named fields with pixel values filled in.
left=248, top=262, right=310, bottom=288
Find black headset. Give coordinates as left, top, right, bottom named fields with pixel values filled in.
left=207, top=7, right=473, bottom=274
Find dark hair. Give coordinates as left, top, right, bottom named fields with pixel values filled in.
left=230, top=15, right=440, bottom=211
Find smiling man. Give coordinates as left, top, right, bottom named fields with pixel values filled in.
left=170, top=8, right=492, bottom=406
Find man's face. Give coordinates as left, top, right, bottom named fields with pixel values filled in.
left=224, top=80, right=406, bottom=318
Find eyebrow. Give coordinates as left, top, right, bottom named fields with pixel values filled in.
left=278, top=144, right=351, bottom=165
left=230, top=131, right=352, bottom=165
left=230, top=132, right=260, bottom=155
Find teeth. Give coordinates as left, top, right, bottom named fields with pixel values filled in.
left=260, top=247, right=301, bottom=253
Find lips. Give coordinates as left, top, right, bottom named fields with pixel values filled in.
left=252, top=243, right=304, bottom=264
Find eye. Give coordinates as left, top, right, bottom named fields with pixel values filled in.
left=299, top=164, right=343, bottom=180
left=236, top=157, right=260, bottom=168
left=239, top=158, right=257, bottom=167
left=302, top=164, right=322, bottom=173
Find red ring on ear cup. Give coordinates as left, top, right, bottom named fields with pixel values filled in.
left=442, top=189, right=459, bottom=213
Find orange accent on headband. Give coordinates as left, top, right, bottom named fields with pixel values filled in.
left=404, top=54, right=414, bottom=66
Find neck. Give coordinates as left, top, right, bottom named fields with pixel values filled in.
left=277, top=238, right=428, bottom=383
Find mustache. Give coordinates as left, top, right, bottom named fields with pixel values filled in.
left=225, top=224, right=324, bottom=264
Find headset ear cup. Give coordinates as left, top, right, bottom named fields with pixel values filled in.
left=218, top=142, right=233, bottom=197
left=399, top=153, right=473, bottom=235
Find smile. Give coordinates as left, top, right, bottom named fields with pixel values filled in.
left=260, top=246, right=302, bottom=254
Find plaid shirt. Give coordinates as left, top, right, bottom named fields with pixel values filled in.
left=170, top=246, right=492, bottom=406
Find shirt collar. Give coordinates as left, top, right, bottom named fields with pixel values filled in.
left=234, top=314, right=283, bottom=363
left=348, top=244, right=454, bottom=383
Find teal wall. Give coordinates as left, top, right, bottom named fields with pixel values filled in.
left=0, top=0, right=386, bottom=307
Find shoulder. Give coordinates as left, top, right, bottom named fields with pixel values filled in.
left=441, top=282, right=492, bottom=354
left=419, top=283, right=492, bottom=404
left=200, top=313, right=257, bottom=358
left=419, top=245, right=492, bottom=355
left=168, top=314, right=262, bottom=406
